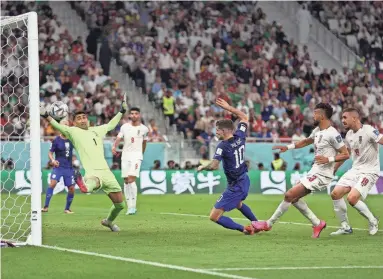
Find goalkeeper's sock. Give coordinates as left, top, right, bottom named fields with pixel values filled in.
left=44, top=187, right=54, bottom=208
left=65, top=192, right=74, bottom=211
left=124, top=183, right=131, bottom=210
left=238, top=203, right=257, bottom=222
left=106, top=202, right=125, bottom=222
left=130, top=182, right=138, bottom=209
left=216, top=216, right=244, bottom=232
left=293, top=199, right=320, bottom=226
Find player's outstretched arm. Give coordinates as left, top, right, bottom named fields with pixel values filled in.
left=273, top=138, right=314, bottom=153
left=216, top=98, right=248, bottom=123
left=197, top=159, right=220, bottom=172
left=40, top=104, right=72, bottom=138
left=104, top=97, right=128, bottom=132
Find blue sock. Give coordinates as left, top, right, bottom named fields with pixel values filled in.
left=216, top=216, right=244, bottom=232
left=44, top=188, right=54, bottom=208
left=238, top=203, right=258, bottom=222
left=65, top=192, right=74, bottom=210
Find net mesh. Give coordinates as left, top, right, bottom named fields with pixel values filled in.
left=1, top=15, right=32, bottom=243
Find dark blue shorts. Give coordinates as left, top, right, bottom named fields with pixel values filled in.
left=214, top=173, right=250, bottom=212
left=51, top=168, right=75, bottom=187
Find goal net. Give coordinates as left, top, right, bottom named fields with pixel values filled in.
left=1, top=12, right=42, bottom=246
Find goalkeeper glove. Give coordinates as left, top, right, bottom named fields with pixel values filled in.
left=40, top=103, right=49, bottom=118
left=120, top=95, right=128, bottom=114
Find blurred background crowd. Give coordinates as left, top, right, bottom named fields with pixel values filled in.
left=1, top=1, right=383, bottom=170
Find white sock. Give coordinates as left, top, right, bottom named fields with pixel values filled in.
left=353, top=200, right=375, bottom=223
left=130, top=182, right=138, bottom=209
left=124, top=183, right=131, bottom=210
left=333, top=198, right=350, bottom=229
left=293, top=199, right=321, bottom=226
left=268, top=200, right=291, bottom=227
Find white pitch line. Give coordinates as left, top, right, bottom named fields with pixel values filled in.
left=159, top=212, right=383, bottom=232
left=40, top=245, right=258, bottom=279
left=204, top=266, right=383, bottom=271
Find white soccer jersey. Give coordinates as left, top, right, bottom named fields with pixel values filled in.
left=309, top=126, right=345, bottom=178
left=345, top=124, right=382, bottom=174
left=118, top=123, right=149, bottom=160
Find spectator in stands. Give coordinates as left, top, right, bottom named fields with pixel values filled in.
left=297, top=4, right=312, bottom=45
left=258, top=163, right=266, bottom=171
left=152, top=160, right=161, bottom=170
left=99, top=38, right=112, bottom=75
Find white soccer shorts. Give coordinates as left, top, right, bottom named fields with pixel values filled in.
left=336, top=170, right=378, bottom=200
left=300, top=173, right=333, bottom=192
left=121, top=158, right=142, bottom=178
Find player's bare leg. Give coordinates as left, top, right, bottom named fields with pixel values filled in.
left=347, top=188, right=378, bottom=235
left=101, top=191, right=125, bottom=232
left=252, top=183, right=326, bottom=238
left=330, top=186, right=353, bottom=235
left=64, top=185, right=75, bottom=214
left=210, top=207, right=254, bottom=235
left=124, top=176, right=138, bottom=215
left=42, top=180, right=58, bottom=212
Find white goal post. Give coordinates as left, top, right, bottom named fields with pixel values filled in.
left=1, top=12, right=41, bottom=246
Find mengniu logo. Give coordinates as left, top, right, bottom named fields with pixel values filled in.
left=260, top=171, right=287, bottom=194
left=139, top=171, right=167, bottom=194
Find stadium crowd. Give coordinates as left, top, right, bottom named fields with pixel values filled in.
left=1, top=1, right=163, bottom=142
left=306, top=1, right=383, bottom=62
left=1, top=1, right=383, bottom=147
left=74, top=1, right=383, bottom=143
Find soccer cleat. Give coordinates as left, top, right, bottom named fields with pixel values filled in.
left=312, top=220, right=326, bottom=238
left=243, top=225, right=255, bottom=235
left=126, top=208, right=137, bottom=215
left=251, top=221, right=272, bottom=232
left=41, top=207, right=48, bottom=213
left=369, top=218, right=379, bottom=236
left=74, top=170, right=88, bottom=193
left=330, top=227, right=353, bottom=236
left=64, top=210, right=74, bottom=214
left=101, top=219, right=120, bottom=232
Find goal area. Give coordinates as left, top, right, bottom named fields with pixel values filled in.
left=1, top=12, right=42, bottom=246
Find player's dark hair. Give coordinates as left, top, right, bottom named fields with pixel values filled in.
left=315, top=103, right=333, bottom=119
left=343, top=107, right=360, bottom=116
left=74, top=111, right=87, bottom=117
left=216, top=119, right=234, bottom=130
left=130, top=107, right=140, bottom=113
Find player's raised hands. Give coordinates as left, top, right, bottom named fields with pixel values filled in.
left=272, top=145, right=288, bottom=153
left=216, top=98, right=231, bottom=110
left=120, top=93, right=128, bottom=114
left=39, top=103, right=49, bottom=118
left=315, top=155, right=329, bottom=165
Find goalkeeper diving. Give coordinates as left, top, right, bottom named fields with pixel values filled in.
left=40, top=99, right=128, bottom=232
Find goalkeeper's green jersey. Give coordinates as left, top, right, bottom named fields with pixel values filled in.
left=50, top=113, right=122, bottom=171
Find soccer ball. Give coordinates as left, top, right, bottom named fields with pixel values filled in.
left=49, top=101, right=69, bottom=120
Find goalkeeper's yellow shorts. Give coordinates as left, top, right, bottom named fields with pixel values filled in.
left=85, top=169, right=122, bottom=194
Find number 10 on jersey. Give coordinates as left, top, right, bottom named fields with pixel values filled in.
left=234, top=146, right=245, bottom=168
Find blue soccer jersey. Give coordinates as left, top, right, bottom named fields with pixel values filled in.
left=50, top=136, right=75, bottom=186
left=213, top=122, right=248, bottom=185
left=50, top=136, right=73, bottom=169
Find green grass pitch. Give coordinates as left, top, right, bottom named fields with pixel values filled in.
left=2, top=194, right=383, bottom=279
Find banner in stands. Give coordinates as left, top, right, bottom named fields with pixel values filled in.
left=2, top=170, right=383, bottom=196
